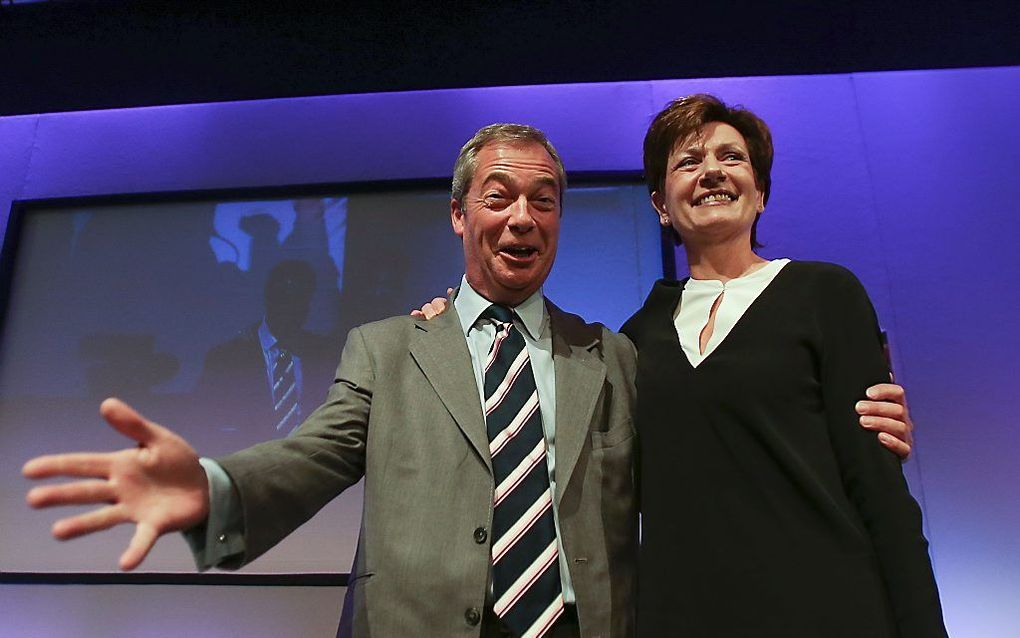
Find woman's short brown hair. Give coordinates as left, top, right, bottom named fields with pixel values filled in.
left=643, top=94, right=774, bottom=247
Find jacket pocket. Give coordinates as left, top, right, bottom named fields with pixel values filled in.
left=590, top=419, right=635, bottom=449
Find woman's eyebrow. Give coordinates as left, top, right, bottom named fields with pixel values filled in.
left=713, top=142, right=747, bottom=154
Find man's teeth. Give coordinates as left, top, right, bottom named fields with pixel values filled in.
left=504, top=247, right=535, bottom=256
left=697, top=193, right=736, bottom=205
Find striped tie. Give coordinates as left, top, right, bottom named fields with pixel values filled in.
left=271, top=346, right=301, bottom=434
left=482, top=304, right=564, bottom=638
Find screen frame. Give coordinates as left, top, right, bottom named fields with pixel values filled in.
left=1, top=170, right=652, bottom=586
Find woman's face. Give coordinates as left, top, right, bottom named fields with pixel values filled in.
left=651, top=121, right=764, bottom=247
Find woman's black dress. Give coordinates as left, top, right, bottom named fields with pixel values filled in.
left=620, top=261, right=946, bottom=637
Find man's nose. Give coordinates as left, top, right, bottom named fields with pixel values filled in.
left=507, top=195, right=536, bottom=229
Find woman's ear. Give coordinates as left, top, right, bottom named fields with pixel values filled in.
left=651, top=191, right=671, bottom=227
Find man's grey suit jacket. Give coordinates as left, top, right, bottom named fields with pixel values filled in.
left=217, top=298, right=639, bottom=637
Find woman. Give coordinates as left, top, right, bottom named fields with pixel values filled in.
left=621, top=94, right=946, bottom=636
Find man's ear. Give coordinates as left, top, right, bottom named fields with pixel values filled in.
left=650, top=191, right=671, bottom=227
left=451, top=199, right=465, bottom=237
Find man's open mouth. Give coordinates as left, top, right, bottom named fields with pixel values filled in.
left=500, top=246, right=538, bottom=258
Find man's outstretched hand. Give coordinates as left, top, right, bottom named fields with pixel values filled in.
left=23, top=398, right=209, bottom=571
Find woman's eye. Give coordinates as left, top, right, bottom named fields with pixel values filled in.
left=723, top=152, right=746, bottom=162
left=676, top=157, right=699, bottom=169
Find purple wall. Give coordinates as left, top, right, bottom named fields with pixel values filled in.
left=2, top=66, right=1018, bottom=636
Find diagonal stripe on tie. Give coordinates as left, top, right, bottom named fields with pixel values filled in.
left=489, top=391, right=541, bottom=458
left=521, top=598, right=566, bottom=638
left=503, top=566, right=565, bottom=638
left=485, top=347, right=531, bottom=414
left=522, top=596, right=571, bottom=636
left=493, top=439, right=547, bottom=506
left=492, top=488, right=554, bottom=564
left=493, top=539, right=559, bottom=617
left=481, top=304, right=563, bottom=638
left=271, top=348, right=301, bottom=433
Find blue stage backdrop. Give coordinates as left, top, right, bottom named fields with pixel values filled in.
left=1, top=67, right=1018, bottom=637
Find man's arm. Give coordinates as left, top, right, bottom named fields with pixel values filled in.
left=182, top=458, right=246, bottom=570
left=412, top=295, right=916, bottom=459
left=23, top=398, right=209, bottom=571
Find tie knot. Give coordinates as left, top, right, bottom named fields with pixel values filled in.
left=482, top=304, right=515, bottom=326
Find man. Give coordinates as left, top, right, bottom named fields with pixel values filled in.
left=24, top=124, right=913, bottom=638
left=197, top=259, right=339, bottom=447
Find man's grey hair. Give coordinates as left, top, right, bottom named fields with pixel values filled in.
left=451, top=123, right=568, bottom=206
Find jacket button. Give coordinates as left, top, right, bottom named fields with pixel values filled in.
left=473, top=527, right=488, bottom=544
left=465, top=607, right=481, bottom=626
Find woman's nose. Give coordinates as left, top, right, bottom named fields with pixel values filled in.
left=700, top=160, right=726, bottom=183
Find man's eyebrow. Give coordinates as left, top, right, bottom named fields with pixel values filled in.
left=532, top=175, right=559, bottom=190
left=479, top=171, right=514, bottom=188
left=480, top=171, right=560, bottom=191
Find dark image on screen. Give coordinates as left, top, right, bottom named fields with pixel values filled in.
left=0, top=180, right=652, bottom=574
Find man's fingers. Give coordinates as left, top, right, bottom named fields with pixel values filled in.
left=859, top=416, right=907, bottom=439
left=27, top=480, right=114, bottom=508
left=23, top=452, right=113, bottom=480
left=100, top=398, right=161, bottom=445
left=119, top=523, right=158, bottom=571
left=878, top=432, right=911, bottom=459
left=855, top=400, right=904, bottom=420
left=425, top=297, right=449, bottom=320
left=864, top=383, right=906, bottom=403
left=52, top=505, right=126, bottom=540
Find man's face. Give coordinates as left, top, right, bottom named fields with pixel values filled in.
left=451, top=142, right=561, bottom=306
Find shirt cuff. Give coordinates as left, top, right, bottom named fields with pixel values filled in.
left=182, top=457, right=246, bottom=570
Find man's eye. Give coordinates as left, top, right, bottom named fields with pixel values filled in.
left=532, top=198, right=556, bottom=211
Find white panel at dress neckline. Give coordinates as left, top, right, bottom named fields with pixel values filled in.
left=674, top=259, right=791, bottom=368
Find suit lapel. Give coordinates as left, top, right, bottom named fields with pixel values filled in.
left=548, top=303, right=606, bottom=503
left=408, top=305, right=492, bottom=473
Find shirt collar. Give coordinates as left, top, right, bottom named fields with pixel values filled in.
left=453, top=275, right=546, bottom=341
left=257, top=318, right=277, bottom=351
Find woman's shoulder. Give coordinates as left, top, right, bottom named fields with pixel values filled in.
left=783, top=261, right=876, bottom=318
left=784, top=260, right=866, bottom=290
left=620, top=278, right=685, bottom=342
